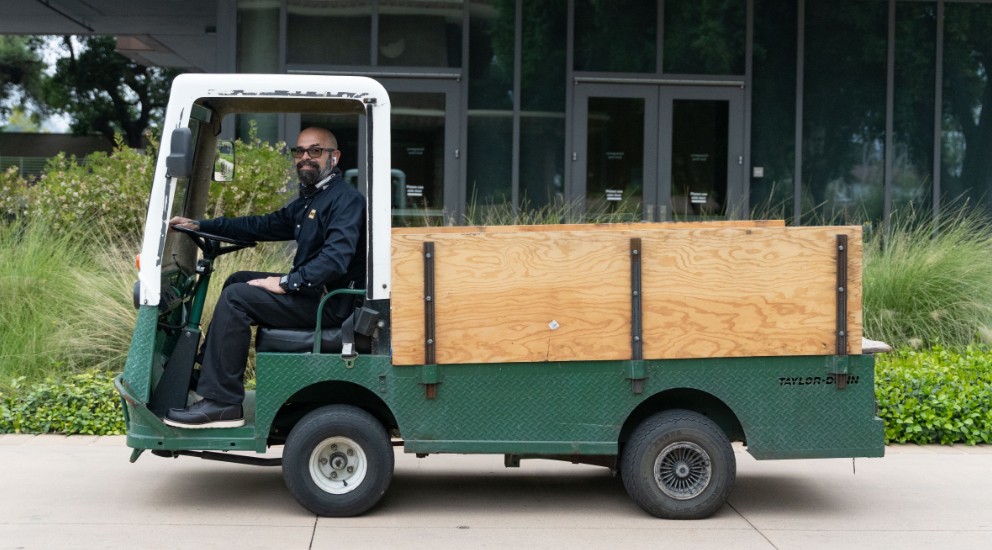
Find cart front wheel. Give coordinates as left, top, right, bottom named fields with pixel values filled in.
left=621, top=409, right=736, bottom=519
left=283, top=405, right=393, bottom=516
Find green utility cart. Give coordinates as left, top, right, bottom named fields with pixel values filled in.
left=116, top=73, right=884, bottom=520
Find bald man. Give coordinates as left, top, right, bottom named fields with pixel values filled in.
left=165, top=127, right=366, bottom=428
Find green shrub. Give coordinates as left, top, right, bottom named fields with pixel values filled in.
left=875, top=346, right=992, bottom=445
left=0, top=126, right=293, bottom=234
left=26, top=137, right=156, bottom=235
left=0, top=370, right=125, bottom=435
left=206, top=125, right=293, bottom=219
left=0, top=166, right=29, bottom=220
left=863, top=208, right=992, bottom=348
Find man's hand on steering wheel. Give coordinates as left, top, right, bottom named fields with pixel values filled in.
left=168, top=217, right=256, bottom=260
left=168, top=216, right=200, bottom=231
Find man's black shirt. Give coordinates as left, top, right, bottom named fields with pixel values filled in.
left=198, top=171, right=366, bottom=294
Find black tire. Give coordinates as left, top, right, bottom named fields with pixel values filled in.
left=621, top=409, right=736, bottom=519
left=282, top=405, right=394, bottom=517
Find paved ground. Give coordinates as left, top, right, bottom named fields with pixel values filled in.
left=0, top=435, right=990, bottom=549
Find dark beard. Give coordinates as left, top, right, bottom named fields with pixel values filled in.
left=297, top=161, right=334, bottom=197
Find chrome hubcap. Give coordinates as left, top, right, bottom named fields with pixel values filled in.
left=654, top=441, right=712, bottom=500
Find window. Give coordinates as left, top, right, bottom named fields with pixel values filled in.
left=663, top=0, right=746, bottom=75
left=287, top=0, right=373, bottom=65
left=574, top=0, right=656, bottom=73
left=378, top=0, right=463, bottom=67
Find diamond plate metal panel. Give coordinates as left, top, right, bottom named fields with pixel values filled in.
left=129, top=340, right=882, bottom=460
left=645, top=355, right=885, bottom=459
left=121, top=306, right=159, bottom=402
left=391, top=355, right=882, bottom=458
left=253, top=353, right=882, bottom=459
left=254, top=353, right=394, bottom=438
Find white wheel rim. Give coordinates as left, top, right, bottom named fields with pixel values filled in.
left=654, top=441, right=712, bottom=500
left=308, top=436, right=368, bottom=495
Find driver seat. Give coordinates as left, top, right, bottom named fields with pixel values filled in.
left=254, top=326, right=372, bottom=355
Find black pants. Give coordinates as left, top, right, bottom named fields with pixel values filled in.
left=195, top=271, right=345, bottom=405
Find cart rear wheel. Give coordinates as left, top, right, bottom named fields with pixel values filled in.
left=283, top=405, right=393, bottom=517
left=621, top=409, right=735, bottom=519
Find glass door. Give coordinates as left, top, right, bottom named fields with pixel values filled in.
left=573, top=84, right=657, bottom=221
left=377, top=79, right=461, bottom=226
left=659, top=86, right=745, bottom=221
left=573, top=84, right=745, bottom=221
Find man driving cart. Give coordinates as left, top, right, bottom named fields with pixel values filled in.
left=165, top=126, right=366, bottom=428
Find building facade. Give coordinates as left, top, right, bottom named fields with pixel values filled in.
left=4, top=0, right=992, bottom=225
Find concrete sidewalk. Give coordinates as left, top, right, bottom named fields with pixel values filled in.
left=0, top=435, right=990, bottom=550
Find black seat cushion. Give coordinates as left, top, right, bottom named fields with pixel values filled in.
left=255, top=326, right=372, bottom=354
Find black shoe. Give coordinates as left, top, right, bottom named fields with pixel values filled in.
left=163, top=398, right=244, bottom=429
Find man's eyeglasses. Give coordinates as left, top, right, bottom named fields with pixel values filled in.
left=290, top=146, right=335, bottom=159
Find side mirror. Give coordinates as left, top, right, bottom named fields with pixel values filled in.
left=213, top=140, right=235, bottom=182
left=165, top=127, right=194, bottom=178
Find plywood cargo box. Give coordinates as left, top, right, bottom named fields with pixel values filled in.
left=390, top=221, right=861, bottom=366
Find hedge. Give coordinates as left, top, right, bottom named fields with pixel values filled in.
left=0, top=371, right=125, bottom=435
left=0, top=125, right=291, bottom=234
left=875, top=346, right=992, bottom=445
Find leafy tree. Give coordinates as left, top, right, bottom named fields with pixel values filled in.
left=42, top=36, right=178, bottom=147
left=0, top=36, right=45, bottom=127
left=2, top=107, right=43, bottom=132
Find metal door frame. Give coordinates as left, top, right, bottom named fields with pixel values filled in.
left=572, top=83, right=746, bottom=221
left=374, top=78, right=462, bottom=221
left=658, top=85, right=746, bottom=221
left=571, top=83, right=658, bottom=219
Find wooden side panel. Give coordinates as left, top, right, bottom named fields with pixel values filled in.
left=392, top=230, right=632, bottom=365
left=639, top=226, right=862, bottom=359
left=390, top=223, right=861, bottom=365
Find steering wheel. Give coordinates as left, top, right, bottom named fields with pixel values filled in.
left=171, top=224, right=257, bottom=260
